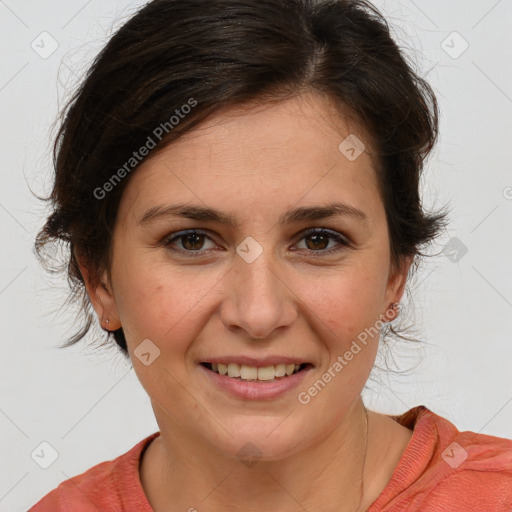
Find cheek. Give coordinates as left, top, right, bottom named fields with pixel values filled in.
left=301, top=265, right=385, bottom=342
left=113, top=260, right=220, bottom=350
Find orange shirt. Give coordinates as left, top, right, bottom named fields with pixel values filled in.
left=30, top=405, right=512, bottom=511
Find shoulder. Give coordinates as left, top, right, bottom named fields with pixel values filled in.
left=429, top=417, right=512, bottom=510
left=370, top=405, right=512, bottom=512
left=29, top=433, right=159, bottom=511
left=431, top=429, right=512, bottom=510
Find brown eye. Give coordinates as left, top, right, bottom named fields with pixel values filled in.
left=304, top=233, right=330, bottom=251
left=180, top=233, right=206, bottom=251
left=295, top=228, right=349, bottom=255
left=164, top=230, right=217, bottom=256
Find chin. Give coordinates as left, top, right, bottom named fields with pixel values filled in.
left=206, top=415, right=311, bottom=463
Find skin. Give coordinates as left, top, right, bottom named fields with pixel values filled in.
left=79, top=91, right=414, bottom=511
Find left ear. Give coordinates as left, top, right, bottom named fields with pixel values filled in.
left=382, top=254, right=414, bottom=320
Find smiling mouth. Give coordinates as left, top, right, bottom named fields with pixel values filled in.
left=200, top=362, right=312, bottom=382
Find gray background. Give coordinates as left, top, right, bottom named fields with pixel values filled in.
left=0, top=0, right=511, bottom=509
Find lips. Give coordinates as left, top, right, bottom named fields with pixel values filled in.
left=198, top=359, right=313, bottom=400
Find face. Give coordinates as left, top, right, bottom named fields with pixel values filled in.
left=83, top=92, right=410, bottom=461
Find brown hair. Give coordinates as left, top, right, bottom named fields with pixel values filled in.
left=34, top=0, right=450, bottom=357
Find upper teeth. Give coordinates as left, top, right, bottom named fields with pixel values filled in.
left=212, top=363, right=301, bottom=381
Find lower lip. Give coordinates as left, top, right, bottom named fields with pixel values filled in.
left=198, top=364, right=313, bottom=400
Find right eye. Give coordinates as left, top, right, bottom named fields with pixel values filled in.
left=163, top=229, right=218, bottom=256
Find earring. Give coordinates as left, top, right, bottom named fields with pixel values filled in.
left=388, top=302, right=400, bottom=321
left=380, top=302, right=400, bottom=323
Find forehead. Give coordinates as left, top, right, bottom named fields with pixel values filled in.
left=118, top=92, right=382, bottom=227
left=152, top=92, right=374, bottom=167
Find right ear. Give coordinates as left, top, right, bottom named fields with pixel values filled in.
left=75, top=252, right=122, bottom=331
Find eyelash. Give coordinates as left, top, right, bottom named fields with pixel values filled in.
left=162, top=228, right=349, bottom=258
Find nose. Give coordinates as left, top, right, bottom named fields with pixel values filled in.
left=219, top=247, right=298, bottom=340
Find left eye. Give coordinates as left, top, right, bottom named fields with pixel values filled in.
left=294, top=228, right=348, bottom=253
left=163, top=228, right=349, bottom=257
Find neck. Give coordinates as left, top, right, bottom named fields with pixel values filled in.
left=141, top=398, right=372, bottom=512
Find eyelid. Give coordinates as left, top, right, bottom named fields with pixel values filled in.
left=298, top=227, right=349, bottom=245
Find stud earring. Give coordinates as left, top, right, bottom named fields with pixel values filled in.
left=388, top=302, right=400, bottom=321
left=380, top=302, right=400, bottom=323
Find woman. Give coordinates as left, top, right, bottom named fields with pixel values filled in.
left=30, top=0, right=512, bottom=510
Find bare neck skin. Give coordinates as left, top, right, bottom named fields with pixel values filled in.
left=139, top=399, right=413, bottom=512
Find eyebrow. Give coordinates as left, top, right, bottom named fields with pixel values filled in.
left=138, top=201, right=369, bottom=228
